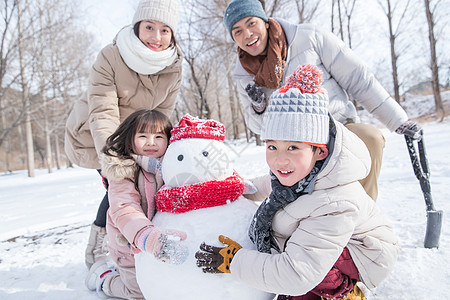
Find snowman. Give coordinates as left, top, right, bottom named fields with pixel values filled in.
left=135, top=114, right=274, bottom=300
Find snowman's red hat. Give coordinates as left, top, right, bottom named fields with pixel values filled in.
left=169, top=114, right=226, bottom=144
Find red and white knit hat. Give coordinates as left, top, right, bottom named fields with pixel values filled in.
left=169, top=114, right=226, bottom=144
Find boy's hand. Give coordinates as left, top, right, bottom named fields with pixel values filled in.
left=195, top=235, right=242, bottom=274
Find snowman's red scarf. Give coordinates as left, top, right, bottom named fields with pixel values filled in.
left=155, top=171, right=245, bottom=213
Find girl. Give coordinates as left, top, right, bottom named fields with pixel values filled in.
left=85, top=109, right=188, bottom=299
left=64, top=0, right=182, bottom=268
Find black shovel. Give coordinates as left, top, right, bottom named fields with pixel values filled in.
left=405, top=131, right=443, bottom=248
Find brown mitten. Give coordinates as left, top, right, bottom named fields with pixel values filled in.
left=195, top=235, right=242, bottom=274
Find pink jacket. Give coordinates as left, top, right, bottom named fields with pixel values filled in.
left=100, top=154, right=163, bottom=263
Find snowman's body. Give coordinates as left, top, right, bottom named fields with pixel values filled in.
left=135, top=134, right=273, bottom=300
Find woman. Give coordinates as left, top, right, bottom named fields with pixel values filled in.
left=64, top=0, right=182, bottom=269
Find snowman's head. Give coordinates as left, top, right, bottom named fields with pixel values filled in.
left=161, top=114, right=233, bottom=187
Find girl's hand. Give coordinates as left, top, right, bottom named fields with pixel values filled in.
left=136, top=227, right=188, bottom=265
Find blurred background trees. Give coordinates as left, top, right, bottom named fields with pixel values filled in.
left=0, top=0, right=448, bottom=174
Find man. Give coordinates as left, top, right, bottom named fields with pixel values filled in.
left=224, top=0, right=421, bottom=200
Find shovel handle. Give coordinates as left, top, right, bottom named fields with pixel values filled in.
left=404, top=132, right=435, bottom=212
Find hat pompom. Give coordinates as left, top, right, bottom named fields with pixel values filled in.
left=281, top=64, right=324, bottom=94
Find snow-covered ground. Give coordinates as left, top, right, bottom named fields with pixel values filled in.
left=0, top=95, right=448, bottom=299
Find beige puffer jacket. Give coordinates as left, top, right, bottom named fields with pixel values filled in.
left=230, top=121, right=400, bottom=295
left=233, top=19, right=408, bottom=135
left=64, top=40, right=182, bottom=169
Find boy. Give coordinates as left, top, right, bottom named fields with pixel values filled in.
left=196, top=65, right=399, bottom=299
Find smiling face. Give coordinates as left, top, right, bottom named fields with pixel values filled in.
left=133, top=130, right=168, bottom=159
left=138, top=20, right=173, bottom=52
left=265, top=140, right=328, bottom=187
left=231, top=16, right=269, bottom=56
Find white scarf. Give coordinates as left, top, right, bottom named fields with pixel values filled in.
left=116, top=25, right=177, bottom=75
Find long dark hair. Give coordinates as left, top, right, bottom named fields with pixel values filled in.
left=102, top=109, right=172, bottom=188
left=133, top=21, right=177, bottom=48
left=103, top=109, right=172, bottom=159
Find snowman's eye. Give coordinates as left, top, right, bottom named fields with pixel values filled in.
left=177, top=154, right=184, bottom=161
left=202, top=151, right=209, bottom=157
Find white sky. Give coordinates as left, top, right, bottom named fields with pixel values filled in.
left=80, top=0, right=136, bottom=49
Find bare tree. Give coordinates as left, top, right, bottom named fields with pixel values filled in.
left=1, top=0, right=94, bottom=172
left=0, top=0, right=25, bottom=149
left=294, top=0, right=322, bottom=24
left=37, top=0, right=53, bottom=173
left=17, top=0, right=35, bottom=177
left=333, top=0, right=345, bottom=40
left=377, top=0, right=412, bottom=103
left=330, top=0, right=356, bottom=48
left=340, top=0, right=357, bottom=48
left=424, top=0, right=444, bottom=120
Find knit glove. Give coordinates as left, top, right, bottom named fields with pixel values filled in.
left=395, top=120, right=423, bottom=140
left=245, top=81, right=268, bottom=114
left=136, top=226, right=188, bottom=265
left=244, top=179, right=258, bottom=194
left=195, top=235, right=242, bottom=274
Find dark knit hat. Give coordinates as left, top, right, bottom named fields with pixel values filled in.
left=261, top=65, right=330, bottom=146
left=224, top=0, right=268, bottom=40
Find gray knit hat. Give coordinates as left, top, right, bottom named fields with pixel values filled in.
left=132, top=0, right=179, bottom=34
left=261, top=65, right=330, bottom=145
left=224, top=0, right=268, bottom=40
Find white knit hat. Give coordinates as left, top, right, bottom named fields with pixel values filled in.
left=132, top=0, right=179, bottom=34
left=261, top=65, right=330, bottom=146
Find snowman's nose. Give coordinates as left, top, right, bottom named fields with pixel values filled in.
left=177, top=154, right=184, bottom=161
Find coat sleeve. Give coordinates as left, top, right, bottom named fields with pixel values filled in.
left=233, top=62, right=274, bottom=135
left=314, top=27, right=407, bottom=131
left=155, top=66, right=182, bottom=117
left=87, top=46, right=121, bottom=156
left=108, top=178, right=153, bottom=245
left=230, top=200, right=359, bottom=295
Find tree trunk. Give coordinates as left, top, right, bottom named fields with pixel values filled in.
left=386, top=0, right=401, bottom=103
left=215, top=78, right=222, bottom=123
left=227, top=73, right=239, bottom=140
left=39, top=0, right=53, bottom=173
left=17, top=0, right=35, bottom=177
left=331, top=0, right=336, bottom=33
left=337, top=0, right=345, bottom=41
left=424, top=0, right=444, bottom=120
left=54, top=134, right=61, bottom=170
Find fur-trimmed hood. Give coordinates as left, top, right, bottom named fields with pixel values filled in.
left=99, top=153, right=137, bottom=181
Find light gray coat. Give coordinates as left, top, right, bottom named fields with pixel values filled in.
left=230, top=121, right=400, bottom=295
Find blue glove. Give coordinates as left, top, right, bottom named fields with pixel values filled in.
left=395, top=121, right=422, bottom=140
